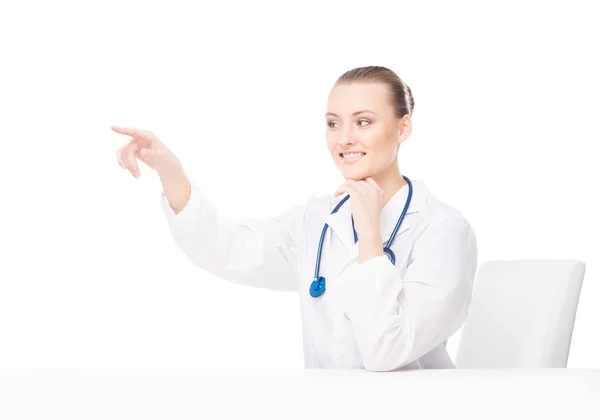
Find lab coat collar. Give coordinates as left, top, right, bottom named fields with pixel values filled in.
left=324, top=178, right=429, bottom=261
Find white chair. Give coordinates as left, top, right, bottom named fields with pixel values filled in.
left=455, top=259, right=586, bottom=368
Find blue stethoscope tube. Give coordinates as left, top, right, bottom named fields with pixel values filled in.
left=309, top=175, right=413, bottom=298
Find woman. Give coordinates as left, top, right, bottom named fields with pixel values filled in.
left=113, top=66, right=478, bottom=371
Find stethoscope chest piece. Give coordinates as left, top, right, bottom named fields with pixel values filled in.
left=309, top=276, right=326, bottom=298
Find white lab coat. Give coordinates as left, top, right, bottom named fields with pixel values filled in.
left=159, top=177, right=478, bottom=372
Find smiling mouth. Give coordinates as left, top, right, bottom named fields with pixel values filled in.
left=340, top=153, right=366, bottom=163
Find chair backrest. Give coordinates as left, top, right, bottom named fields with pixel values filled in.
left=455, top=259, right=586, bottom=368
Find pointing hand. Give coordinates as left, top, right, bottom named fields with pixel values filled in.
left=112, top=125, right=181, bottom=178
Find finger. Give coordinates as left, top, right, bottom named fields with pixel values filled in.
left=360, top=178, right=380, bottom=193
left=334, top=184, right=356, bottom=197
left=116, top=147, right=126, bottom=169
left=334, top=182, right=349, bottom=197
left=345, top=179, right=368, bottom=194
left=364, top=177, right=377, bottom=186
left=346, top=179, right=364, bottom=186
left=333, top=185, right=346, bottom=197
left=111, top=125, right=142, bottom=137
left=364, top=177, right=382, bottom=190
left=111, top=125, right=153, bottom=148
left=123, top=140, right=140, bottom=178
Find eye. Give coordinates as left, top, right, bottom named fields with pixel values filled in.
left=327, top=120, right=370, bottom=128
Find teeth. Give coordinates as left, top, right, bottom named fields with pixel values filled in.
left=342, top=153, right=365, bottom=159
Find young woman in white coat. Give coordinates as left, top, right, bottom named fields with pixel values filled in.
left=112, top=65, right=478, bottom=372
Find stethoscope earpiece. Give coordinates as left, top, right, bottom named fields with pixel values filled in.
left=309, top=175, right=413, bottom=298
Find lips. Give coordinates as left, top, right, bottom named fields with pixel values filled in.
left=339, top=152, right=366, bottom=157
left=341, top=153, right=365, bottom=164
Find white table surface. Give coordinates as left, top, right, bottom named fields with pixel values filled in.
left=1, top=368, right=598, bottom=419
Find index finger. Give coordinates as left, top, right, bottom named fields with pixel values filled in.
left=334, top=184, right=356, bottom=197
left=364, top=177, right=379, bottom=187
left=111, top=125, right=143, bottom=137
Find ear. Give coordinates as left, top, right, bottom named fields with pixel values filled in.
left=397, top=115, right=412, bottom=145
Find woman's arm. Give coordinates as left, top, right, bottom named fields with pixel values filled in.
left=337, top=216, right=478, bottom=371
left=159, top=168, right=308, bottom=292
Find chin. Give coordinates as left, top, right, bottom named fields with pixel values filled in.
left=336, top=158, right=373, bottom=180
left=342, top=170, right=370, bottom=181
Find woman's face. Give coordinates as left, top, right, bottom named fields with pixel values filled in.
left=325, top=82, right=410, bottom=181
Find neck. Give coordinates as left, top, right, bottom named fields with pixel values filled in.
left=371, top=163, right=407, bottom=207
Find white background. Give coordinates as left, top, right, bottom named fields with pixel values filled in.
left=0, top=0, right=598, bottom=371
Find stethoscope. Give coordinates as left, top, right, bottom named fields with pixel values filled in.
left=309, top=175, right=413, bottom=298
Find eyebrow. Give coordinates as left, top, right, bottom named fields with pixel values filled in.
left=325, top=110, right=378, bottom=118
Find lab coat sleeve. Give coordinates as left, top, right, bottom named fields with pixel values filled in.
left=337, top=215, right=478, bottom=372
left=160, top=178, right=308, bottom=292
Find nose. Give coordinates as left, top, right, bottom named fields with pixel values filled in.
left=337, top=125, right=357, bottom=148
